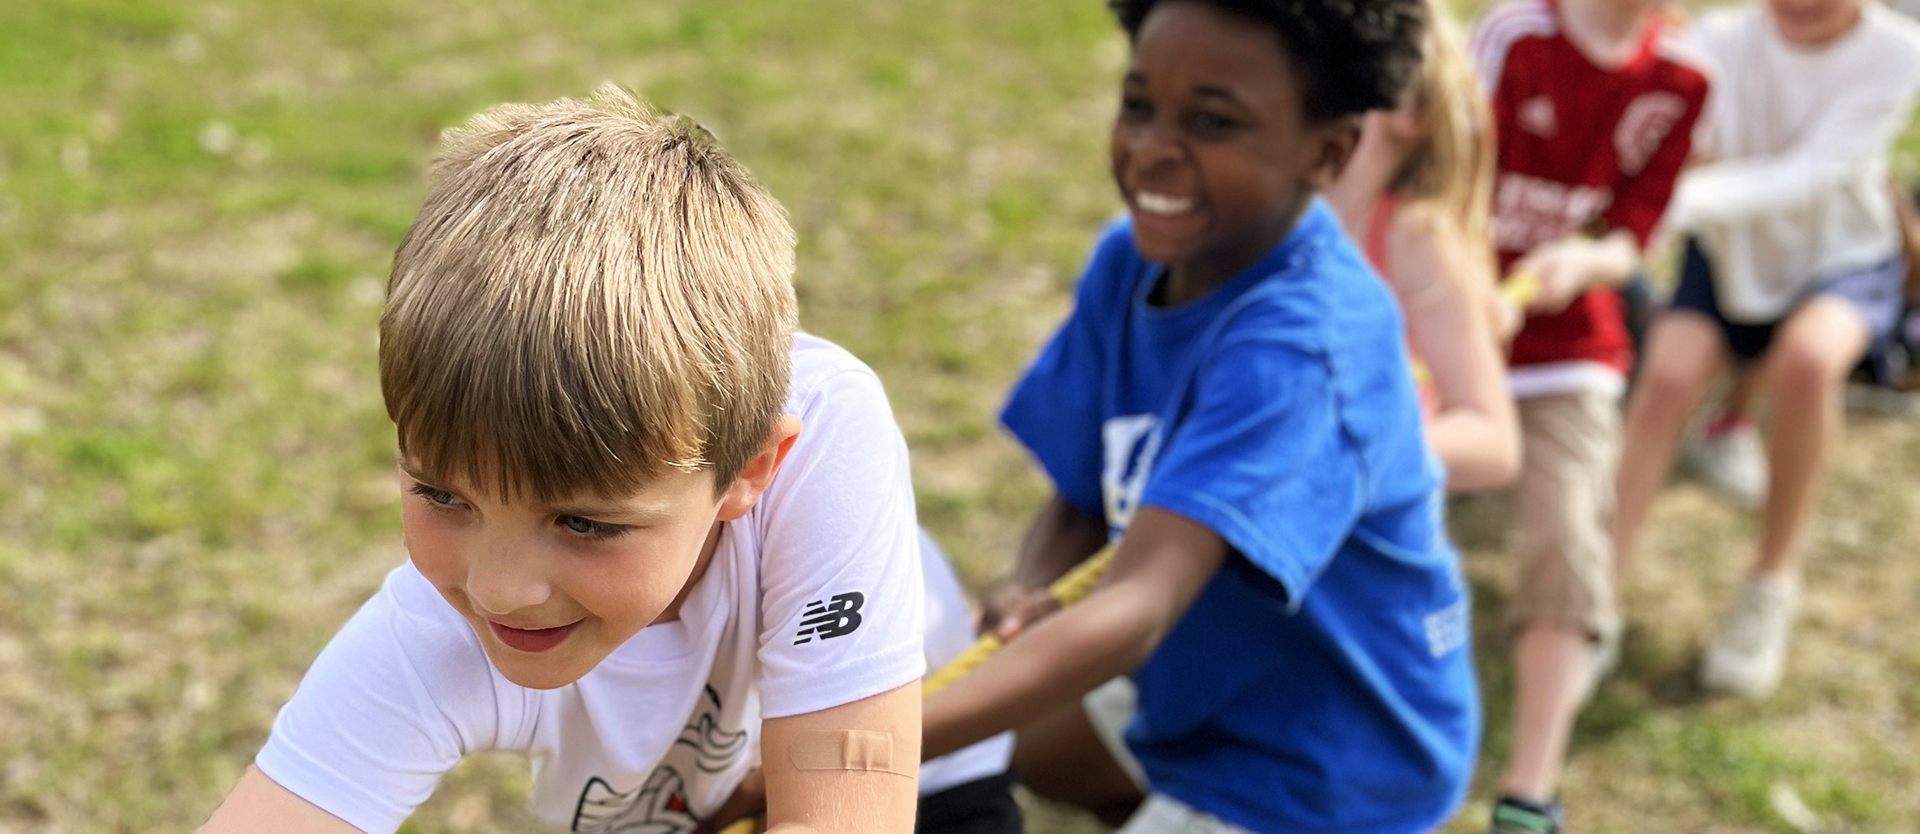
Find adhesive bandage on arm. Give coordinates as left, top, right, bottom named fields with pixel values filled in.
left=788, top=730, right=911, bottom=777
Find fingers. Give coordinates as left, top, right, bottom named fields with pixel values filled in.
left=979, top=583, right=1061, bottom=642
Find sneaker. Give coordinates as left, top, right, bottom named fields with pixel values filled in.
left=1488, top=796, right=1563, bottom=834
left=1699, top=577, right=1800, bottom=698
left=1682, top=419, right=1768, bottom=510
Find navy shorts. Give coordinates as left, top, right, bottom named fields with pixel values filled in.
left=1669, top=237, right=1906, bottom=364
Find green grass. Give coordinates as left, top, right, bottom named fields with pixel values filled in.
left=1, top=0, right=1917, bottom=832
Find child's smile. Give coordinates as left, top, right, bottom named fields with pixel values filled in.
left=397, top=459, right=734, bottom=689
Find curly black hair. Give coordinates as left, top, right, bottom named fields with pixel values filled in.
left=1109, top=0, right=1427, bottom=124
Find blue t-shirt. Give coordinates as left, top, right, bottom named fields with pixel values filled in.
left=1002, top=202, right=1479, bottom=834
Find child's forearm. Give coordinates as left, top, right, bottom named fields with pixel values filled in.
left=924, top=507, right=1229, bottom=759
left=923, top=581, right=1162, bottom=758
left=1008, top=495, right=1110, bottom=588
left=1578, top=229, right=1640, bottom=290
left=1428, top=412, right=1522, bottom=493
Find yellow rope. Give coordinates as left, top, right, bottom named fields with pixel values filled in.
left=923, top=547, right=1115, bottom=696
left=1502, top=271, right=1542, bottom=309
left=718, top=548, right=1119, bottom=833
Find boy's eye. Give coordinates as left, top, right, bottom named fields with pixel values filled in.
left=1189, top=111, right=1235, bottom=135
left=409, top=483, right=464, bottom=508
left=1118, top=96, right=1153, bottom=121
left=558, top=515, right=627, bottom=541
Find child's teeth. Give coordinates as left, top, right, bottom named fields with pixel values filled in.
left=1137, top=192, right=1193, bottom=215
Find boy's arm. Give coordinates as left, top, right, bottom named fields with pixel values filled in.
left=923, top=506, right=1228, bottom=759
left=760, top=681, right=921, bottom=834
left=1670, top=81, right=1920, bottom=229
left=1387, top=206, right=1522, bottom=492
left=1510, top=229, right=1640, bottom=314
left=201, top=767, right=366, bottom=834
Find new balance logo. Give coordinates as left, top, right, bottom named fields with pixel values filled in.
left=793, top=592, right=864, bottom=644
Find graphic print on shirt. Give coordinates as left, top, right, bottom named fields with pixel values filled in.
left=1100, top=414, right=1162, bottom=535
left=792, top=592, right=865, bottom=644
left=571, top=686, right=749, bottom=834
left=572, top=770, right=695, bottom=834
left=1613, top=92, right=1686, bottom=176
left=1492, top=173, right=1613, bottom=254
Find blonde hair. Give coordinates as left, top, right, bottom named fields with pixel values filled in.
left=1388, top=0, right=1494, bottom=249
left=380, top=84, right=798, bottom=501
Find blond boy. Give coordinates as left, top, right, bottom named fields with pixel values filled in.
left=201, top=86, right=925, bottom=834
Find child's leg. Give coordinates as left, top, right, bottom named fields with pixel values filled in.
left=1613, top=311, right=1731, bottom=569
left=1501, top=392, right=1620, bottom=804
left=1614, top=239, right=1738, bottom=570
left=1009, top=682, right=1145, bottom=827
left=1752, top=297, right=1873, bottom=578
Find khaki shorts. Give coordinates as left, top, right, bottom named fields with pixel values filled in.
left=1509, top=389, right=1621, bottom=641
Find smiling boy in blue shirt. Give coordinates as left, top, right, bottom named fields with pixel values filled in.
left=919, top=2, right=1480, bottom=833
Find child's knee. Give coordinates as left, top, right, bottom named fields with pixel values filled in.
left=1765, top=338, right=1854, bottom=399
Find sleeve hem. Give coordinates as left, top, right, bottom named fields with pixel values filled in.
left=759, top=651, right=927, bottom=720
left=254, top=741, right=403, bottom=834
left=1141, top=490, right=1310, bottom=611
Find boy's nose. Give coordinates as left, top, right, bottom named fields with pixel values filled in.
left=1122, top=120, right=1186, bottom=175
left=464, top=541, right=553, bottom=617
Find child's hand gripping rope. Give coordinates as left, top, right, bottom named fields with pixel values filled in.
left=707, top=549, right=1119, bottom=834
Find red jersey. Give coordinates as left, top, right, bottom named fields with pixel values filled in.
left=1473, top=0, right=1710, bottom=385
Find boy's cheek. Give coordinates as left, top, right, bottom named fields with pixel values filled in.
left=400, top=501, right=464, bottom=583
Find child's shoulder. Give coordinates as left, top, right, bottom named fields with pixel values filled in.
left=789, top=332, right=885, bottom=402
left=1865, top=4, right=1920, bottom=61
left=1471, top=0, right=1558, bottom=54
left=1223, top=212, right=1397, bottom=351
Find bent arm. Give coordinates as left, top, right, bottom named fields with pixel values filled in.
left=1008, top=495, right=1111, bottom=588
left=922, top=507, right=1228, bottom=759
left=1388, top=208, right=1521, bottom=492
left=761, top=681, right=921, bottom=834
left=1672, top=84, right=1917, bottom=227
left=201, top=767, right=366, bottom=834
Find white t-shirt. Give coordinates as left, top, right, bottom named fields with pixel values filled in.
left=256, top=334, right=927, bottom=834
left=915, top=531, right=1014, bottom=796
left=1669, top=3, right=1920, bottom=322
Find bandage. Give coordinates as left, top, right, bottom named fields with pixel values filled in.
left=789, top=730, right=911, bottom=777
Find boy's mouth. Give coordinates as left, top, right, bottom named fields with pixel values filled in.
left=489, top=619, right=583, bottom=653
left=1133, top=191, right=1195, bottom=216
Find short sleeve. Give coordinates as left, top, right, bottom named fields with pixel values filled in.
left=254, top=567, right=509, bottom=834
left=1138, top=336, right=1364, bottom=606
left=753, top=366, right=926, bottom=719
left=1002, top=222, right=1133, bottom=517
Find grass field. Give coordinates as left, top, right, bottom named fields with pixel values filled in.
left=1, top=1, right=1916, bottom=832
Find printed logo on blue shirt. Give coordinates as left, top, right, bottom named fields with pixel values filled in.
left=1101, top=414, right=1162, bottom=534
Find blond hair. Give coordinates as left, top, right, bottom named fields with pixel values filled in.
left=380, top=84, right=798, bottom=501
left=1388, top=0, right=1494, bottom=249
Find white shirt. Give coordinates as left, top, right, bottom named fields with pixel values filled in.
left=1669, top=3, right=1920, bottom=322
left=256, top=334, right=927, bottom=834
left=916, top=530, right=1015, bottom=795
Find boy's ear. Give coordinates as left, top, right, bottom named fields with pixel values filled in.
left=717, top=415, right=802, bottom=521
left=1305, top=114, right=1365, bottom=190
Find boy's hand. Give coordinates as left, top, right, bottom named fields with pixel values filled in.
left=1512, top=231, right=1639, bottom=315
left=978, top=582, right=1061, bottom=641
left=693, top=769, right=767, bottom=834
left=1511, top=241, right=1592, bottom=315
